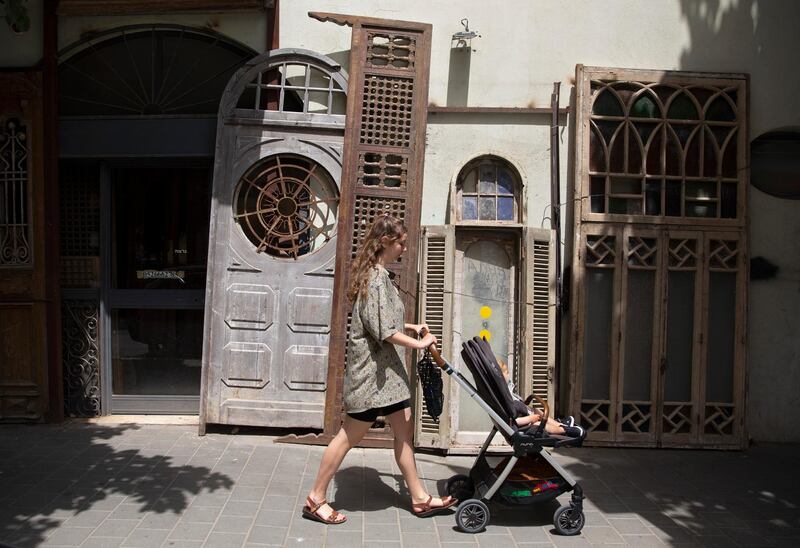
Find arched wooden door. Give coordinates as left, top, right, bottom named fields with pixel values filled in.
left=200, top=49, right=348, bottom=431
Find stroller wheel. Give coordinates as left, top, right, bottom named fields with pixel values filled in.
left=445, top=474, right=474, bottom=501
left=553, top=504, right=585, bottom=536
left=455, top=499, right=490, bottom=534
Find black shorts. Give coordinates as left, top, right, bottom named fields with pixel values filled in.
left=347, top=399, right=411, bottom=423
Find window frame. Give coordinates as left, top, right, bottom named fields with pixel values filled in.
left=453, top=156, right=524, bottom=226
left=576, top=66, right=749, bottom=227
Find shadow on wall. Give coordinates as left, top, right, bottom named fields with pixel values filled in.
left=0, top=423, right=233, bottom=547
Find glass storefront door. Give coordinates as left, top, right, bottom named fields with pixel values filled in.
left=105, top=164, right=211, bottom=413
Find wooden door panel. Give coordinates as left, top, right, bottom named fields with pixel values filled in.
left=0, top=72, right=48, bottom=422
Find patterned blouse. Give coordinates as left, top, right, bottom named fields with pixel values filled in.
left=343, top=265, right=411, bottom=413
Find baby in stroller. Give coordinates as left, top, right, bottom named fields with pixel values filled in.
left=496, top=359, right=585, bottom=439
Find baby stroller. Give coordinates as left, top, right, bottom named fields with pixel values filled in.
left=425, top=335, right=586, bottom=535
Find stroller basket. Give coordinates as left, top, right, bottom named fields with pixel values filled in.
left=424, top=334, right=587, bottom=535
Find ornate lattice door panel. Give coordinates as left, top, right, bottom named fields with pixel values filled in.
left=0, top=73, right=49, bottom=422
left=569, top=66, right=748, bottom=448
left=306, top=13, right=432, bottom=445
left=201, top=50, right=348, bottom=431
left=569, top=228, right=746, bottom=448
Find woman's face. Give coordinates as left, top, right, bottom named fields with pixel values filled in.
left=381, top=232, right=408, bottom=262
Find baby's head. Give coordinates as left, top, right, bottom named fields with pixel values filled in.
left=496, top=358, right=510, bottom=381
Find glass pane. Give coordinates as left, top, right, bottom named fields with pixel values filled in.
left=592, top=89, right=624, bottom=116
left=610, top=178, right=641, bottom=195
left=623, top=270, right=655, bottom=402
left=462, top=169, right=477, bottom=194
left=707, top=272, right=736, bottom=403
left=459, top=240, right=512, bottom=432
left=665, top=271, right=694, bottom=402
left=113, top=167, right=210, bottom=290
left=721, top=183, right=737, bottom=218
left=631, top=95, right=659, bottom=118
left=307, top=91, right=329, bottom=113
left=686, top=202, right=717, bottom=218
left=284, top=63, right=307, bottom=87
left=706, top=96, right=736, bottom=121
left=645, top=180, right=661, bottom=215
left=497, top=197, right=514, bottom=220
left=609, top=197, right=642, bottom=215
left=583, top=269, right=614, bottom=400
left=590, top=177, right=606, bottom=213
left=667, top=93, right=699, bottom=120
left=462, top=196, right=478, bottom=220
left=665, top=181, right=682, bottom=216
left=479, top=166, right=496, bottom=194
left=685, top=181, right=717, bottom=199
left=111, top=309, right=203, bottom=395
left=478, top=197, right=496, bottom=220
left=497, top=168, right=514, bottom=195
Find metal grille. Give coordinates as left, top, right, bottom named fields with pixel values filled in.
left=59, top=25, right=254, bottom=116
left=234, top=155, right=339, bottom=259
left=0, top=118, right=31, bottom=267
left=359, top=75, right=414, bottom=147
left=366, top=32, right=416, bottom=70
left=60, top=163, right=100, bottom=287
left=62, top=300, right=101, bottom=417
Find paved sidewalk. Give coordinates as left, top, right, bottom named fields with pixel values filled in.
left=1, top=423, right=798, bottom=547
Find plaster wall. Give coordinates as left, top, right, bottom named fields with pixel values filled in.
left=57, top=11, right=267, bottom=54
left=280, top=0, right=800, bottom=442
left=0, top=0, right=43, bottom=67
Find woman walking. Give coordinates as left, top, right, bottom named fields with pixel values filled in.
left=302, top=214, right=458, bottom=524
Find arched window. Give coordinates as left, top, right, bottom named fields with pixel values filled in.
left=455, top=156, right=522, bottom=223
left=59, top=25, right=256, bottom=116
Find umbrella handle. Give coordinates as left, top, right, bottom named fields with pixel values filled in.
left=419, top=327, right=446, bottom=369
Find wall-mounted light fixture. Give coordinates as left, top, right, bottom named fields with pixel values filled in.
left=452, top=18, right=480, bottom=50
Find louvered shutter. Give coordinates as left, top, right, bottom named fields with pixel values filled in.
left=521, top=228, right=556, bottom=407
left=414, top=226, right=454, bottom=448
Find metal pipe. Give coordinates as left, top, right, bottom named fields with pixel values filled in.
left=549, top=82, right=562, bottom=406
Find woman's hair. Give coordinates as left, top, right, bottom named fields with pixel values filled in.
left=347, top=214, right=407, bottom=304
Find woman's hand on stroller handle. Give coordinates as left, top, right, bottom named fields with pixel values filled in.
left=418, top=327, right=446, bottom=368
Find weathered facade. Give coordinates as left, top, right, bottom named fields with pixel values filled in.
left=0, top=0, right=798, bottom=448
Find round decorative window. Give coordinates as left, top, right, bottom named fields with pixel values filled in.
left=233, top=155, right=339, bottom=259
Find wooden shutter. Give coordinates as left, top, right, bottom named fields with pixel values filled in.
left=414, top=226, right=454, bottom=449
left=520, top=228, right=556, bottom=407
left=311, top=13, right=433, bottom=444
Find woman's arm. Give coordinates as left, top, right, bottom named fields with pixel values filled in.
left=404, top=323, right=429, bottom=334
left=385, top=331, right=436, bottom=350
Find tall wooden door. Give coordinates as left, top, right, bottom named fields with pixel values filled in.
left=200, top=50, right=348, bottom=430
left=0, top=72, right=49, bottom=421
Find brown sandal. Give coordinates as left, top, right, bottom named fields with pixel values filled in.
left=411, top=495, right=458, bottom=517
left=302, top=497, right=347, bottom=524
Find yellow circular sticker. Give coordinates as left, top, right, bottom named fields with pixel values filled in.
left=479, top=329, right=491, bottom=341
left=479, top=306, right=492, bottom=319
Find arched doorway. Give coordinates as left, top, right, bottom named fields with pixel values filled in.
left=58, top=25, right=256, bottom=416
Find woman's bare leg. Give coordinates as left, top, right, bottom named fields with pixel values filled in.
left=385, top=407, right=451, bottom=509
left=306, top=416, right=374, bottom=519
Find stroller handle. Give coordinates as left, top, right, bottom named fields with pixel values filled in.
left=418, top=327, right=447, bottom=369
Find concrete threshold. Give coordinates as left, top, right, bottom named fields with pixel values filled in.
left=73, top=415, right=200, bottom=426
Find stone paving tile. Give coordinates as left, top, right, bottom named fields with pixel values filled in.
left=1, top=424, right=799, bottom=547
